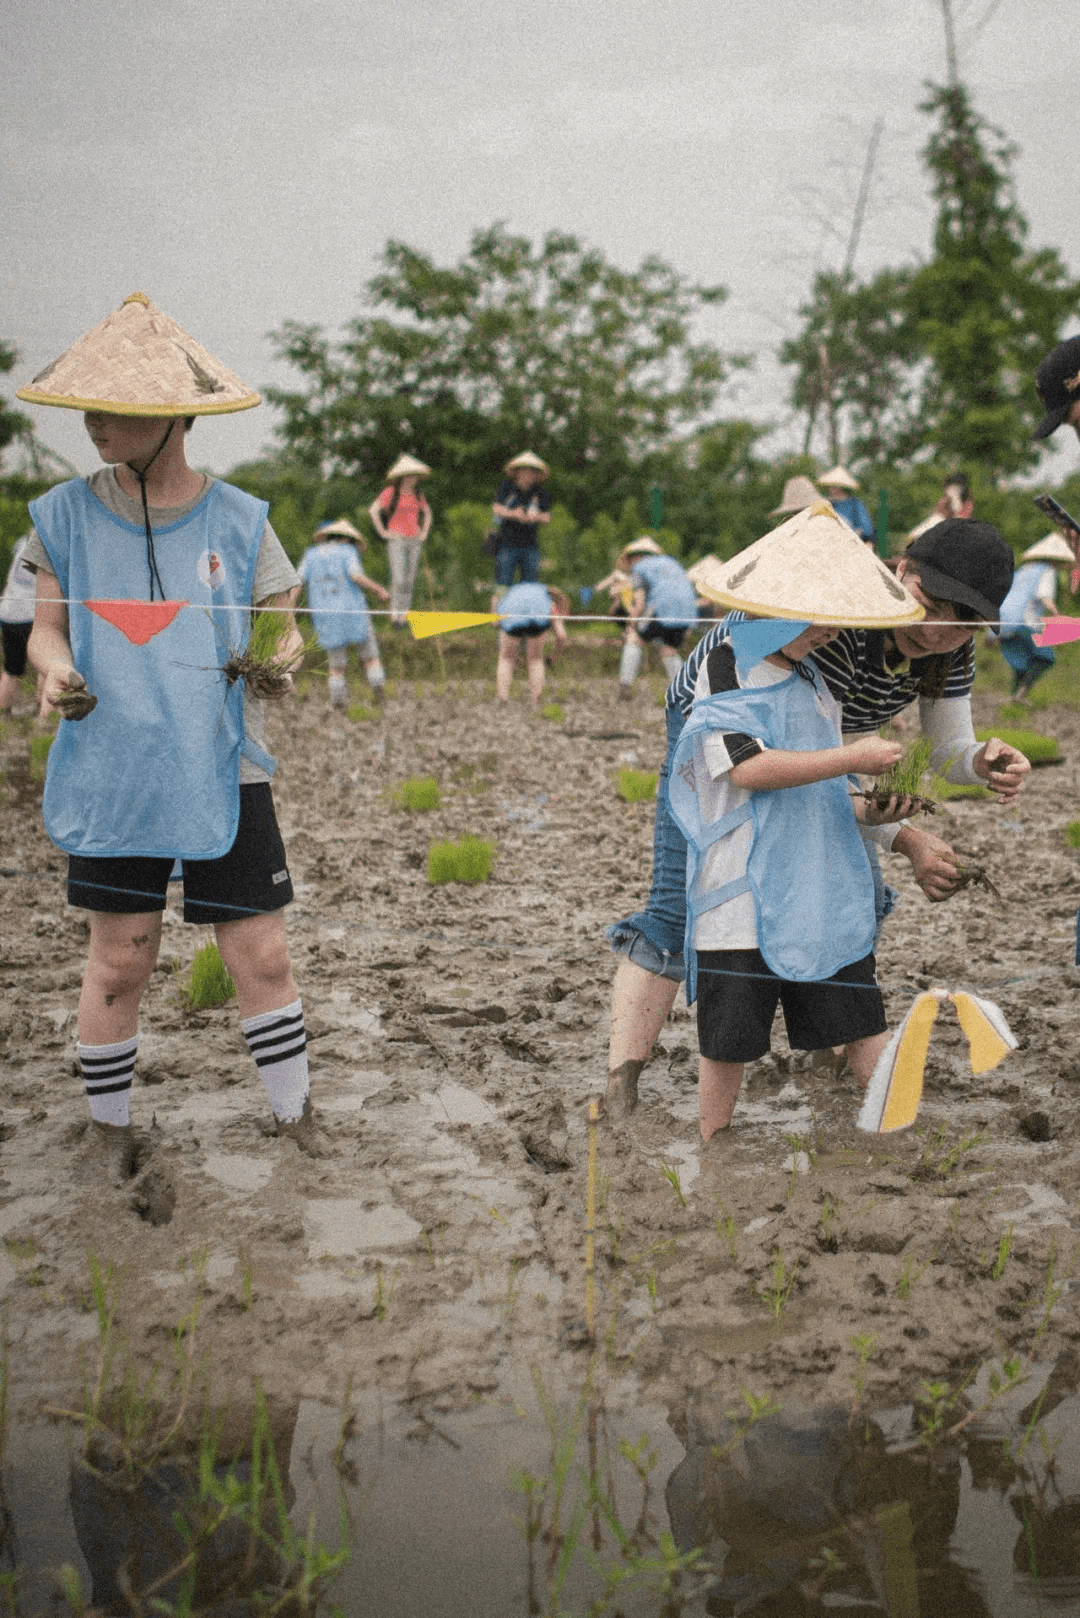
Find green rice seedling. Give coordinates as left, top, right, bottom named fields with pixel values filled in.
left=222, top=608, right=310, bottom=699
left=991, top=1225, right=1014, bottom=1280
left=975, top=725, right=1060, bottom=764
left=896, top=1252, right=934, bottom=1299
left=659, top=1161, right=687, bottom=1208
left=616, top=767, right=658, bottom=803
left=849, top=1333, right=877, bottom=1413
left=862, top=737, right=940, bottom=814
left=714, top=1204, right=738, bottom=1261
left=936, top=781, right=993, bottom=802
left=28, top=732, right=53, bottom=783
left=915, top=1378, right=961, bottom=1446
left=539, top=702, right=565, bottom=722
left=347, top=701, right=378, bottom=722
left=394, top=774, right=441, bottom=812
left=818, top=1195, right=840, bottom=1253
left=427, top=834, right=494, bottom=884
left=761, top=1248, right=799, bottom=1319
left=180, top=942, right=236, bottom=1009
left=503, top=1256, right=523, bottom=1318
left=712, top=1390, right=783, bottom=1461
left=910, top=1122, right=986, bottom=1181
left=1066, top=820, right=1080, bottom=849
left=374, top=1260, right=399, bottom=1321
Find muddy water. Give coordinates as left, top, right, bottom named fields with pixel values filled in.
left=0, top=665, right=1079, bottom=1608
left=3, top=1363, right=1080, bottom=1615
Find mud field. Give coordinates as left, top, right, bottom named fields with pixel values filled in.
left=1, top=660, right=1079, bottom=1440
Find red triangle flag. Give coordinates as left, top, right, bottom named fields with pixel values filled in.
left=85, top=599, right=187, bottom=645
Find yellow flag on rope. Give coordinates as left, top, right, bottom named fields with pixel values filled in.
left=857, top=988, right=1016, bottom=1134
left=407, top=611, right=500, bottom=640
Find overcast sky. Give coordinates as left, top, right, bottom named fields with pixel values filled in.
left=5, top=0, right=1079, bottom=482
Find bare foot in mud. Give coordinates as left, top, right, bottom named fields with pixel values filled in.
left=604, top=1059, right=643, bottom=1120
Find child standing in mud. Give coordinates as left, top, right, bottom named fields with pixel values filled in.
left=666, top=504, right=928, bottom=1141
left=19, top=293, right=327, bottom=1179
left=492, top=582, right=569, bottom=705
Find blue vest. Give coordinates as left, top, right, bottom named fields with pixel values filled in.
left=297, top=542, right=372, bottom=649
left=666, top=670, right=875, bottom=1003
left=30, top=477, right=269, bottom=860
left=632, top=556, right=697, bottom=628
left=498, top=582, right=552, bottom=631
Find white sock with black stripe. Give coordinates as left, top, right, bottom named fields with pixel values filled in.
left=241, top=999, right=309, bottom=1123
left=79, top=1035, right=137, bottom=1127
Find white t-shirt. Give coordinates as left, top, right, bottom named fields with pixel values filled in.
left=0, top=536, right=36, bottom=624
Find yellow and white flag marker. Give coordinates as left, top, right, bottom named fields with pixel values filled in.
left=857, top=989, right=1017, bottom=1134
left=406, top=611, right=500, bottom=640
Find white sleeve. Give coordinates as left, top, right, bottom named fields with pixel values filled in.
left=919, top=694, right=980, bottom=784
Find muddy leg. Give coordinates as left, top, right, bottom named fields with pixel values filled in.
left=606, top=958, right=679, bottom=1116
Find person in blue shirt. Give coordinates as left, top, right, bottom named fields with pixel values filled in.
left=617, top=537, right=698, bottom=698
left=993, top=533, right=1074, bottom=699
left=821, top=466, right=876, bottom=545
left=492, top=582, right=569, bottom=704
left=297, top=518, right=390, bottom=707
left=20, top=293, right=327, bottom=1174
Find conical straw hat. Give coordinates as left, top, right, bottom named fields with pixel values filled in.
left=622, top=535, right=664, bottom=557
left=1021, top=533, right=1075, bottom=563
left=693, top=502, right=924, bottom=628
left=505, top=450, right=550, bottom=476
left=16, top=292, right=260, bottom=416
left=820, top=464, right=860, bottom=491
left=685, top=555, right=719, bottom=588
left=316, top=517, right=365, bottom=546
left=385, top=453, right=431, bottom=480
left=769, top=474, right=821, bottom=516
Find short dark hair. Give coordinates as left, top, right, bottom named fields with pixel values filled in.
left=184, top=416, right=195, bottom=431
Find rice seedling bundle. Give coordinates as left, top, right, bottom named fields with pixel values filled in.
left=181, top=942, right=236, bottom=1008
left=427, top=836, right=494, bottom=885
left=539, top=704, right=565, bottom=722
left=223, top=611, right=307, bottom=700
left=862, top=738, right=940, bottom=815
left=616, top=768, right=658, bottom=803
left=396, top=776, right=441, bottom=812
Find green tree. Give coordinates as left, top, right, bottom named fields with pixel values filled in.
left=0, top=342, right=31, bottom=468
left=906, top=82, right=1080, bottom=474
left=266, top=225, right=748, bottom=524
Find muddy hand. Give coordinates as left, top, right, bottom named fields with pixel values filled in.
left=975, top=738, right=1029, bottom=802
left=862, top=792, right=919, bottom=825
left=53, top=673, right=98, bottom=721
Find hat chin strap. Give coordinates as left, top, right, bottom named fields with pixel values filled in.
left=127, top=420, right=175, bottom=601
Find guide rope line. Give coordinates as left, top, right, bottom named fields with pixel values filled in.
left=0, top=866, right=1064, bottom=997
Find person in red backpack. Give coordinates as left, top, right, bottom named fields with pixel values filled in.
left=369, top=454, right=432, bottom=627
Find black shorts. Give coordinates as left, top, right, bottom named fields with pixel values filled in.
left=66, top=783, right=293, bottom=924
left=696, top=948, right=885, bottom=1063
left=504, top=622, right=548, bottom=639
left=1, top=621, right=32, bottom=678
left=640, top=620, right=687, bottom=650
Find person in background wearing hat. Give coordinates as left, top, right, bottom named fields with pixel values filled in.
left=770, top=475, right=822, bottom=522
left=993, top=534, right=1075, bottom=700
left=490, top=581, right=569, bottom=705
left=616, top=537, right=698, bottom=698
left=491, top=453, right=551, bottom=588
left=820, top=466, right=876, bottom=545
left=20, top=293, right=325, bottom=1176
left=604, top=509, right=1030, bottom=1120
left=368, top=455, right=432, bottom=628
left=297, top=518, right=390, bottom=707
left=934, top=472, right=973, bottom=522
left=667, top=509, right=925, bottom=1139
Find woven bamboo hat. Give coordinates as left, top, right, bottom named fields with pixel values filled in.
left=693, top=501, right=924, bottom=628
left=505, top=451, right=550, bottom=477
left=686, top=555, right=719, bottom=587
left=1021, top=533, right=1075, bottom=563
left=385, top=453, right=431, bottom=481
left=622, top=536, right=664, bottom=558
left=820, top=464, right=860, bottom=491
left=316, top=518, right=366, bottom=548
left=769, top=475, right=822, bottom=516
left=17, top=293, right=260, bottom=417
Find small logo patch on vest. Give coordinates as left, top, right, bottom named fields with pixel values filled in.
left=271, top=870, right=289, bottom=885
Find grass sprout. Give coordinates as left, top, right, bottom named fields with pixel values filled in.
left=427, top=835, right=494, bottom=885
left=616, top=768, right=658, bottom=803
left=539, top=703, right=565, bottom=722
left=394, top=775, right=441, bottom=812
left=974, top=725, right=1060, bottom=764
left=1065, top=820, right=1080, bottom=849
left=179, top=942, right=236, bottom=1009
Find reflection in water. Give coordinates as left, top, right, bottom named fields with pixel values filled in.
left=3, top=1360, right=1080, bottom=1615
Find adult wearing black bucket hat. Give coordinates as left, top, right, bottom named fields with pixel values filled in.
left=1033, top=335, right=1080, bottom=443
left=603, top=504, right=1030, bottom=1119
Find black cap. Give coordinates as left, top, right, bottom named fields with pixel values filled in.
left=1034, top=336, right=1080, bottom=439
left=905, top=520, right=1014, bottom=621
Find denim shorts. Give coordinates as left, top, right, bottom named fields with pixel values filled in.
left=495, top=544, right=540, bottom=587
left=607, top=704, right=689, bottom=982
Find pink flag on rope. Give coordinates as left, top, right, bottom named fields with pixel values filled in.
left=1034, top=616, right=1080, bottom=648
left=85, top=600, right=187, bottom=645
